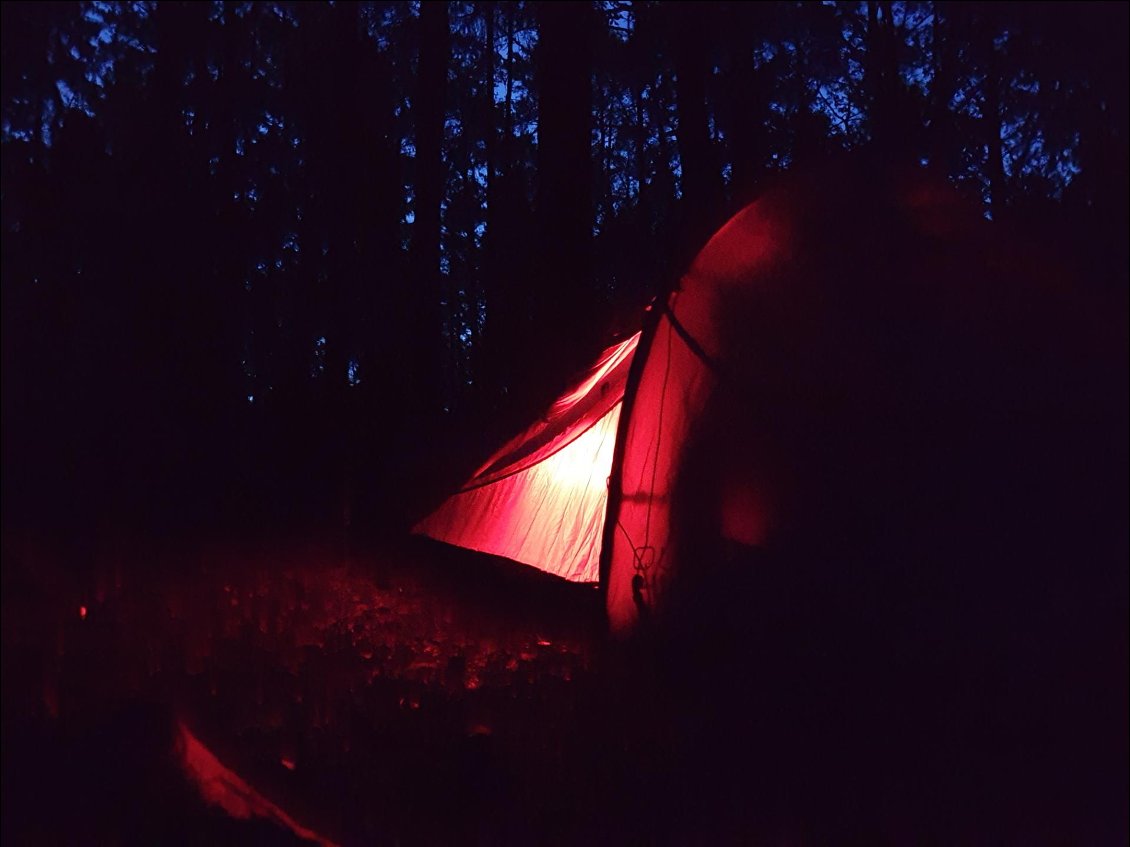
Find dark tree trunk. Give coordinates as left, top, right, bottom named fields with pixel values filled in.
left=481, top=2, right=524, bottom=404
left=866, top=0, right=900, bottom=149
left=983, top=24, right=1008, bottom=215
left=410, top=1, right=449, bottom=412
left=928, top=1, right=958, bottom=176
left=722, top=3, right=767, bottom=201
left=672, top=2, right=721, bottom=229
left=535, top=1, right=596, bottom=378
left=480, top=1, right=499, bottom=396
left=484, top=1, right=496, bottom=260
left=503, top=4, right=515, bottom=147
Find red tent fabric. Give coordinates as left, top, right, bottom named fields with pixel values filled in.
left=606, top=199, right=791, bottom=632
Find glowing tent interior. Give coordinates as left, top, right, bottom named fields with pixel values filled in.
left=415, top=331, right=638, bottom=585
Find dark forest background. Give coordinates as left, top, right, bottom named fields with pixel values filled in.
left=3, top=1, right=1127, bottom=541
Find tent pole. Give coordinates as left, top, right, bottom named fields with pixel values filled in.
left=597, top=294, right=666, bottom=615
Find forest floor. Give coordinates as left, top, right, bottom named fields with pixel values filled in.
left=1, top=529, right=626, bottom=845
left=2, top=528, right=1125, bottom=845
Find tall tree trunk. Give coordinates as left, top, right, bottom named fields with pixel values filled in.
left=479, top=1, right=498, bottom=396
left=503, top=5, right=515, bottom=145
left=928, top=1, right=958, bottom=175
left=482, top=1, right=524, bottom=404
left=866, top=0, right=900, bottom=149
left=983, top=23, right=1008, bottom=215
left=484, top=1, right=496, bottom=248
left=634, top=83, right=647, bottom=205
left=672, top=2, right=720, bottom=230
left=410, top=1, right=449, bottom=411
left=535, top=1, right=596, bottom=378
left=723, top=2, right=766, bottom=201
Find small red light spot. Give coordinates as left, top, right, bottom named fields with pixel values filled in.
left=280, top=757, right=296, bottom=771
left=536, top=638, right=552, bottom=647
left=79, top=605, right=87, bottom=620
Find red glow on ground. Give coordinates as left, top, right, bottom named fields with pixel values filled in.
left=79, top=605, right=87, bottom=620
left=176, top=720, right=336, bottom=846
left=280, top=757, right=296, bottom=771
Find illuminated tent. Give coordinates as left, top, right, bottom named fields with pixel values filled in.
left=415, top=163, right=1093, bottom=635
left=415, top=187, right=796, bottom=636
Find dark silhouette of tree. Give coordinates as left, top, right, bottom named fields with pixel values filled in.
left=534, top=1, right=598, bottom=381
left=928, top=2, right=959, bottom=175
left=410, top=1, right=450, bottom=414
left=670, top=2, right=723, bottom=235
left=718, top=2, right=770, bottom=202
left=865, top=0, right=900, bottom=148
left=976, top=5, right=1009, bottom=213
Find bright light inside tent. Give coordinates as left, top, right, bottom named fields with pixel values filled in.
left=415, top=332, right=638, bottom=585
left=540, top=408, right=620, bottom=489
left=549, top=332, right=639, bottom=415
left=416, top=402, right=624, bottom=583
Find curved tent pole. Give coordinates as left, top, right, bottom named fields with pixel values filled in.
left=597, top=296, right=664, bottom=605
